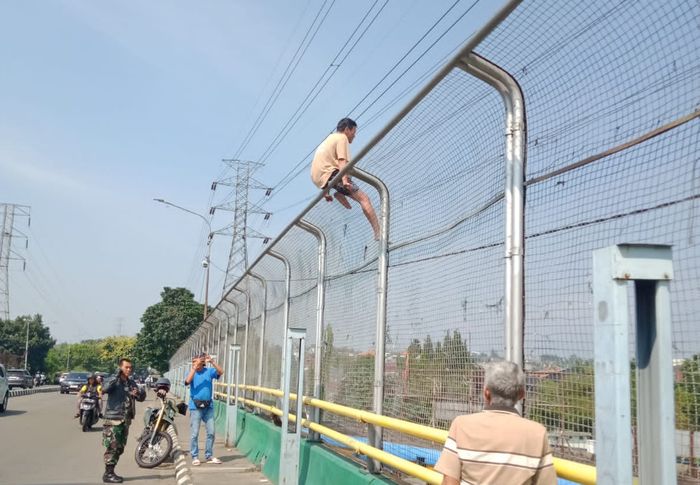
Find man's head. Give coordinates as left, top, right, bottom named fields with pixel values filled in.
left=192, top=353, right=207, bottom=371
left=119, top=358, right=133, bottom=377
left=336, top=117, right=357, bottom=143
left=483, top=360, right=525, bottom=408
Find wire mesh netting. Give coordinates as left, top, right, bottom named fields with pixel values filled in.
left=169, top=0, right=700, bottom=480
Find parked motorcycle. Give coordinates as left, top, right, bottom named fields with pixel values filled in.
left=79, top=391, right=100, bottom=432
left=134, top=383, right=186, bottom=468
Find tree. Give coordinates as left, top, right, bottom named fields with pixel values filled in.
left=677, top=355, right=700, bottom=476
left=134, top=287, right=204, bottom=372
left=99, top=336, right=136, bottom=370
left=0, top=314, right=55, bottom=372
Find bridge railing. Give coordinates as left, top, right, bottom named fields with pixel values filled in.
left=168, top=0, right=700, bottom=482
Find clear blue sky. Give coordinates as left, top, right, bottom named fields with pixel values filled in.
left=0, top=0, right=503, bottom=342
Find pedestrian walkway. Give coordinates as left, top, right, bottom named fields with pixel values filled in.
left=176, top=413, right=269, bottom=485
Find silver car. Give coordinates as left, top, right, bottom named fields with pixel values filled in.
left=0, top=364, right=9, bottom=412
left=7, top=369, right=34, bottom=389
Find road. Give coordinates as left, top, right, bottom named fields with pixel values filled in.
left=0, top=390, right=176, bottom=485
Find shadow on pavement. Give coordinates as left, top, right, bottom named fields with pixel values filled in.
left=1, top=409, right=27, bottom=416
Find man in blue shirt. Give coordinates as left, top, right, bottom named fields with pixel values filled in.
left=185, top=353, right=224, bottom=465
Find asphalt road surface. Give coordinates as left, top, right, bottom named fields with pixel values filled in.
left=0, top=390, right=176, bottom=485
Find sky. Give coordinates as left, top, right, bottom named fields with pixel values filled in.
left=0, top=0, right=505, bottom=342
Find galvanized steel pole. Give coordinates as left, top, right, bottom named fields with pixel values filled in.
left=353, top=168, right=390, bottom=471
left=268, top=251, right=291, bottom=392
left=457, top=52, right=526, bottom=372
left=250, top=272, right=268, bottom=404
left=296, top=219, right=327, bottom=440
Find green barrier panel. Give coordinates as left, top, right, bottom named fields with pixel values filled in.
left=213, top=401, right=394, bottom=485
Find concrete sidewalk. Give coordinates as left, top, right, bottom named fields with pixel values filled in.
left=176, top=410, right=269, bottom=485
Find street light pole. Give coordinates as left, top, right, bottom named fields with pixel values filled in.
left=24, top=318, right=29, bottom=369
left=153, top=198, right=212, bottom=320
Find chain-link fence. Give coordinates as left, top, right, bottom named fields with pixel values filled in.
left=169, top=0, right=699, bottom=481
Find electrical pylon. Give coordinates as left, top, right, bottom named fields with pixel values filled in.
left=0, top=204, right=30, bottom=321
left=211, top=160, right=271, bottom=293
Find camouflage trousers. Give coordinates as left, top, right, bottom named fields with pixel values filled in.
left=103, top=421, right=130, bottom=465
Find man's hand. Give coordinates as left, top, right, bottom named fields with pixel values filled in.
left=156, top=389, right=167, bottom=399
left=129, top=388, right=140, bottom=397
left=342, top=175, right=352, bottom=187
left=205, top=354, right=213, bottom=364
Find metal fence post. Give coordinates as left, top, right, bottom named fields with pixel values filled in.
left=296, top=219, right=327, bottom=440
left=225, top=344, right=241, bottom=448
left=268, top=251, right=292, bottom=393
left=593, top=244, right=676, bottom=485
left=353, top=168, right=390, bottom=472
left=250, top=272, right=268, bottom=406
left=279, top=327, right=306, bottom=485
left=457, top=52, right=526, bottom=372
left=233, top=287, right=251, bottom=397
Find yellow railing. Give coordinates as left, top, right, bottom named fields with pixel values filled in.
left=214, top=384, right=597, bottom=485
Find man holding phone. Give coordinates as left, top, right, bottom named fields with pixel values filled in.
left=185, top=353, right=224, bottom=466
left=101, top=358, right=145, bottom=483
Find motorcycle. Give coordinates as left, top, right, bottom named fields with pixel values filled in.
left=134, top=394, right=187, bottom=468
left=79, top=391, right=100, bottom=432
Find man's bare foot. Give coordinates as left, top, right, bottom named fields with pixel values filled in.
left=334, top=193, right=352, bottom=209
left=324, top=195, right=333, bottom=202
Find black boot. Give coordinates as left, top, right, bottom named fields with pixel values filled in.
left=103, top=465, right=123, bottom=483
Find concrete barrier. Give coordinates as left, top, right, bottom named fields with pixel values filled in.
left=9, top=385, right=60, bottom=397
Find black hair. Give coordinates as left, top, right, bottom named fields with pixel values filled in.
left=119, top=358, right=132, bottom=366
left=336, top=118, right=357, bottom=132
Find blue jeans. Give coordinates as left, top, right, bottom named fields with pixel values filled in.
left=190, top=406, right=215, bottom=459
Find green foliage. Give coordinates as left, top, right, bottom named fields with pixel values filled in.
left=134, top=287, right=204, bottom=373
left=44, top=336, right=137, bottom=377
left=528, top=364, right=595, bottom=434
left=0, top=314, right=56, bottom=372
left=676, top=354, right=700, bottom=431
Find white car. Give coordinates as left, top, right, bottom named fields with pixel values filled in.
left=0, top=364, right=9, bottom=413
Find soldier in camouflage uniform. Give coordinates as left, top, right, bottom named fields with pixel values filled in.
left=101, top=358, right=145, bottom=483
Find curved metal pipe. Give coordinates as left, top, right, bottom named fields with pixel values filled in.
left=457, top=52, right=526, bottom=374
left=268, top=250, right=291, bottom=391
left=249, top=271, right=268, bottom=404
left=231, top=287, right=251, bottom=392
left=296, top=219, right=327, bottom=440
left=352, top=168, right=390, bottom=469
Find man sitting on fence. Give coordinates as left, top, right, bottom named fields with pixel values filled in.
left=310, top=117, right=380, bottom=240
left=436, top=361, right=557, bottom=485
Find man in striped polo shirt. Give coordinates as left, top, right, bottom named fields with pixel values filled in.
left=436, top=361, right=557, bottom=485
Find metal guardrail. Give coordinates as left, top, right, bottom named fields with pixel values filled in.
left=214, top=383, right=597, bottom=485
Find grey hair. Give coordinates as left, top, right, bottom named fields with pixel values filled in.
left=484, top=360, right=525, bottom=407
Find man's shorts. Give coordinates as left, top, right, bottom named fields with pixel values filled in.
left=324, top=169, right=359, bottom=197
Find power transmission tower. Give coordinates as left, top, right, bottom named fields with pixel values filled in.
left=0, top=204, right=30, bottom=321
left=211, top=159, right=271, bottom=293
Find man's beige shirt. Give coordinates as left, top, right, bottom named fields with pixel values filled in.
left=435, top=406, right=557, bottom=485
left=310, top=132, right=350, bottom=188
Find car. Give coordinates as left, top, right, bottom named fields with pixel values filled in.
left=0, top=364, right=9, bottom=413
left=7, top=369, right=34, bottom=389
left=60, top=372, right=90, bottom=394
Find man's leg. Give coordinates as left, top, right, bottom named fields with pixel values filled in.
left=203, top=407, right=216, bottom=460
left=102, top=423, right=125, bottom=483
left=333, top=192, right=353, bottom=209
left=190, top=409, right=202, bottom=461
left=349, top=190, right=380, bottom=239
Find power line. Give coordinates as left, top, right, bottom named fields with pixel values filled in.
left=253, top=0, right=482, bottom=208
left=257, top=0, right=390, bottom=164
left=232, top=0, right=337, bottom=160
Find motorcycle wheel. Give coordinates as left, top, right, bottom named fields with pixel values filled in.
left=134, top=430, right=172, bottom=468
left=81, top=413, right=90, bottom=432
